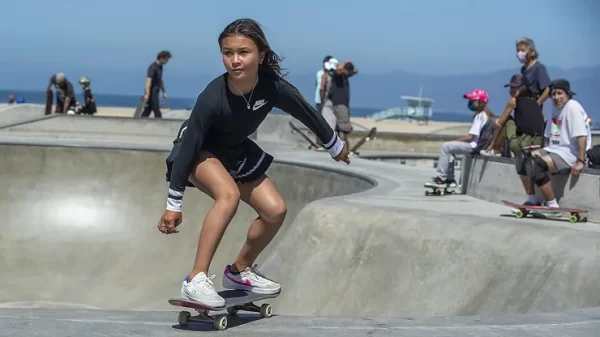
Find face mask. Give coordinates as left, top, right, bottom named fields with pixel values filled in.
left=468, top=101, right=479, bottom=112
left=517, top=51, right=527, bottom=63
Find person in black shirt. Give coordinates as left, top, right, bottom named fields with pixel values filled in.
left=76, top=76, right=97, bottom=115
left=142, top=50, right=171, bottom=118
left=487, top=74, right=545, bottom=207
left=328, top=60, right=358, bottom=150
left=157, top=18, right=349, bottom=308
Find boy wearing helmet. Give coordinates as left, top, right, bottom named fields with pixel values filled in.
left=77, top=77, right=97, bottom=115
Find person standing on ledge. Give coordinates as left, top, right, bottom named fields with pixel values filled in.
left=142, top=50, right=171, bottom=118
left=157, top=18, right=349, bottom=308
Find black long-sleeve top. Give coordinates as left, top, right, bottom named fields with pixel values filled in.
left=166, top=72, right=344, bottom=212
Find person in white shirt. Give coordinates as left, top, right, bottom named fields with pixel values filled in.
left=522, top=79, right=591, bottom=218
left=428, top=89, right=495, bottom=187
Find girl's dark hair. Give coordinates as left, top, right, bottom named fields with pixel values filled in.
left=218, top=18, right=287, bottom=78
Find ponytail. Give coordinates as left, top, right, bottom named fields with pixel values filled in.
left=259, top=50, right=288, bottom=78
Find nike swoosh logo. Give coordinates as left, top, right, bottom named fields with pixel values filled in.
left=253, top=101, right=268, bottom=111
left=225, top=273, right=252, bottom=286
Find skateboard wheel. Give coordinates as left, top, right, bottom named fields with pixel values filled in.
left=569, top=215, right=578, bottom=223
left=515, top=210, right=524, bottom=219
left=424, top=191, right=429, bottom=196
left=214, top=315, right=227, bottom=330
left=178, top=311, right=191, bottom=327
left=439, top=190, right=445, bottom=196
left=260, top=303, right=273, bottom=318
left=227, top=307, right=238, bottom=316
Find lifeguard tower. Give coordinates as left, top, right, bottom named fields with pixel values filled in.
left=400, top=95, right=434, bottom=124
left=366, top=87, right=435, bottom=124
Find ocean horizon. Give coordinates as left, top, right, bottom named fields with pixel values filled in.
left=1, top=89, right=476, bottom=123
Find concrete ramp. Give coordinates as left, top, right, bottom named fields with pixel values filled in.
left=0, top=115, right=184, bottom=148
left=0, top=145, right=372, bottom=311
left=0, top=104, right=46, bottom=128
left=263, top=202, right=600, bottom=317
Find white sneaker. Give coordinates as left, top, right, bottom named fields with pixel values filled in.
left=181, top=272, right=225, bottom=308
left=222, top=264, right=281, bottom=295
left=480, top=149, right=501, bottom=157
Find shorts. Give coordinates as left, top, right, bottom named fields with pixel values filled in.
left=332, top=104, right=353, bottom=133
left=537, top=149, right=571, bottom=172
left=505, top=119, right=543, bottom=154
left=165, top=129, right=273, bottom=187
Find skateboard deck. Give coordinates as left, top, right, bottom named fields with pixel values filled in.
left=501, top=200, right=588, bottom=223
left=44, top=89, right=53, bottom=115
left=169, top=289, right=280, bottom=331
left=289, top=121, right=319, bottom=149
left=133, top=95, right=146, bottom=118
left=350, top=127, right=377, bottom=155
left=424, top=183, right=457, bottom=196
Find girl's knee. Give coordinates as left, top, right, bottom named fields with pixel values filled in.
left=216, top=188, right=241, bottom=209
left=263, top=200, right=287, bottom=225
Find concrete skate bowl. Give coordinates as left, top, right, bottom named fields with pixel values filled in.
left=1, top=144, right=600, bottom=326
left=0, top=144, right=373, bottom=311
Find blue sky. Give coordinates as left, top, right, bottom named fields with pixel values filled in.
left=0, top=0, right=598, bottom=91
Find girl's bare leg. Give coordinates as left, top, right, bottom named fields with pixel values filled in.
left=186, top=152, right=240, bottom=280
left=230, top=175, right=287, bottom=272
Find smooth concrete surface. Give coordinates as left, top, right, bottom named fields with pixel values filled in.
left=0, top=104, right=46, bottom=128
left=0, top=145, right=372, bottom=311
left=0, top=116, right=599, bottom=336
left=465, top=155, right=600, bottom=222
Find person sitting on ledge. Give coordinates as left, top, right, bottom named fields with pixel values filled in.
left=513, top=79, right=591, bottom=218
left=428, top=89, right=498, bottom=188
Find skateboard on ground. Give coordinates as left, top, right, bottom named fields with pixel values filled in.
left=424, top=183, right=457, bottom=196
left=289, top=121, right=320, bottom=149
left=44, top=89, right=53, bottom=115
left=169, top=289, right=280, bottom=331
left=133, top=95, right=146, bottom=118
left=350, top=127, right=377, bottom=156
left=501, top=200, right=588, bottom=223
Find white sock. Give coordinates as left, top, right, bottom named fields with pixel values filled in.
left=546, top=199, right=559, bottom=208
left=526, top=195, right=538, bottom=204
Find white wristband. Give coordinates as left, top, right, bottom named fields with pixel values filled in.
left=328, top=135, right=345, bottom=157
left=166, top=188, right=183, bottom=212
left=166, top=198, right=182, bottom=212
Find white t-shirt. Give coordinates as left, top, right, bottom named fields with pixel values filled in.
left=468, top=111, right=489, bottom=148
left=543, top=99, right=591, bottom=166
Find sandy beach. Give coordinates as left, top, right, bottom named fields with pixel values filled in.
left=94, top=106, right=471, bottom=135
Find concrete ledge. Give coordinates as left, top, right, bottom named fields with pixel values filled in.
left=464, top=155, right=600, bottom=222
left=0, top=104, right=46, bottom=128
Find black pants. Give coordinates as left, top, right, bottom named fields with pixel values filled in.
left=141, top=91, right=162, bottom=118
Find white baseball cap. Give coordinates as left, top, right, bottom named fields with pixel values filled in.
left=324, top=58, right=339, bottom=71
